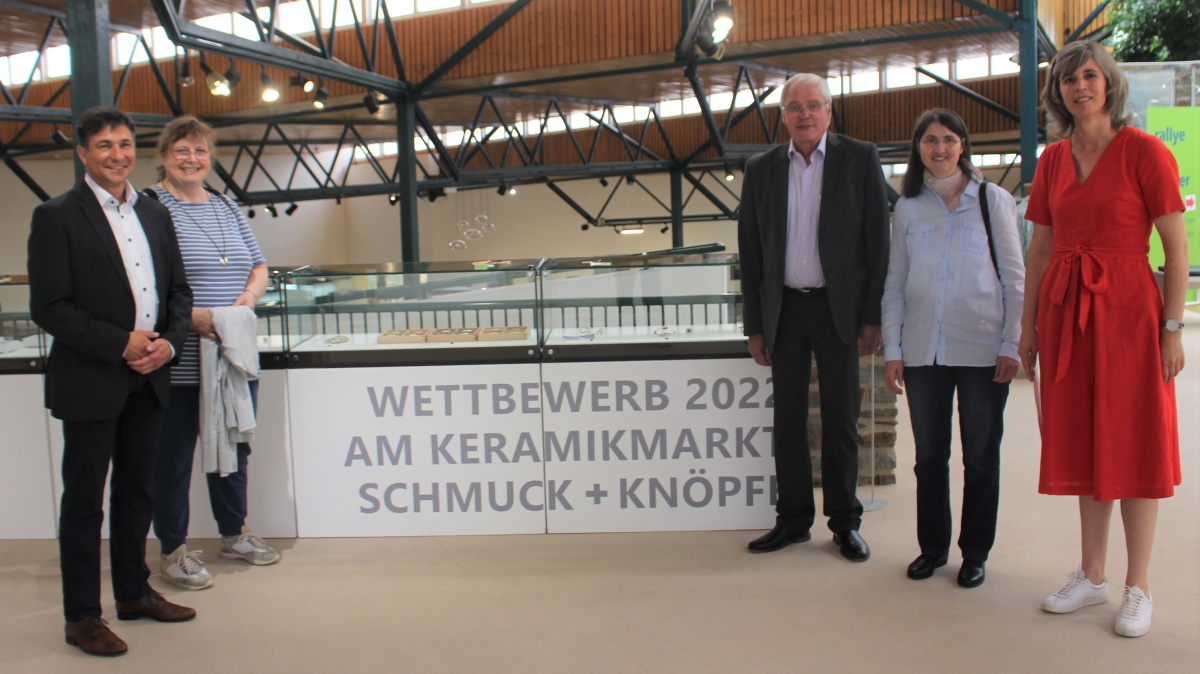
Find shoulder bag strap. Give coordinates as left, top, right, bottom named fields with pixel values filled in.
left=978, top=178, right=999, bottom=277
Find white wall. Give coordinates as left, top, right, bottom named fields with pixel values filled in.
left=0, top=153, right=739, bottom=274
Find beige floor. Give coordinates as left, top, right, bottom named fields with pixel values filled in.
left=3, top=317, right=1198, bottom=673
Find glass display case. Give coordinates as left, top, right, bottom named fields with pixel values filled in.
left=539, top=253, right=746, bottom=361
left=0, top=276, right=46, bottom=374
left=277, top=261, right=541, bottom=367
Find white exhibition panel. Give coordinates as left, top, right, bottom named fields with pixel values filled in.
left=0, top=374, right=57, bottom=539
left=47, top=370, right=298, bottom=541
left=542, top=359, right=776, bottom=533
left=288, top=363, right=547, bottom=537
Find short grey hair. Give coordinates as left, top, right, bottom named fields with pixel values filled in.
left=779, top=73, right=831, bottom=106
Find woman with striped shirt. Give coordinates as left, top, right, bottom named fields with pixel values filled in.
left=149, top=116, right=279, bottom=591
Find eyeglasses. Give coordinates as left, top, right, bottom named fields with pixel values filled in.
left=171, top=147, right=210, bottom=161
left=920, top=135, right=962, bottom=147
left=784, top=102, right=827, bottom=115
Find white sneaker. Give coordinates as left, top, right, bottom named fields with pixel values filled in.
left=160, top=545, right=214, bottom=591
left=1114, top=586, right=1153, bottom=637
left=220, top=526, right=282, bottom=565
left=1042, top=567, right=1109, bottom=613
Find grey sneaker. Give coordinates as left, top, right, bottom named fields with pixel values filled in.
left=220, top=526, right=281, bottom=565
left=160, top=545, right=214, bottom=590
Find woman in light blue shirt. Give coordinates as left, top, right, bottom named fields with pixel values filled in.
left=882, top=108, right=1025, bottom=589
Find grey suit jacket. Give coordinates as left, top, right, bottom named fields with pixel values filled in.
left=738, top=133, right=890, bottom=353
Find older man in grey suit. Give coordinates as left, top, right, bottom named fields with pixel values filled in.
left=738, top=73, right=890, bottom=561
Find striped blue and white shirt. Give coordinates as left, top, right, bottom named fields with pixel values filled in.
left=150, top=185, right=266, bottom=385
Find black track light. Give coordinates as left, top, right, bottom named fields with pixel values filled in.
left=51, top=128, right=69, bottom=146
left=260, top=70, right=280, bottom=103
left=724, top=165, right=735, bottom=181
left=625, top=174, right=635, bottom=185
left=247, top=208, right=256, bottom=218
left=388, top=194, right=398, bottom=205
left=336, top=195, right=342, bottom=205
left=599, top=176, right=609, bottom=187
left=661, top=225, right=670, bottom=233
left=312, top=83, right=330, bottom=109
left=363, top=91, right=381, bottom=115
left=497, top=182, right=508, bottom=196
left=265, top=204, right=278, bottom=218
left=223, top=61, right=242, bottom=91
left=201, top=55, right=230, bottom=97
left=581, top=223, right=590, bottom=231
left=285, top=203, right=298, bottom=216
left=290, top=74, right=315, bottom=93
left=711, top=1, right=735, bottom=43
left=177, top=50, right=194, bottom=87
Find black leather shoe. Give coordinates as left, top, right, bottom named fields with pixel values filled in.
left=747, top=525, right=811, bottom=553
left=907, top=553, right=949, bottom=580
left=832, top=530, right=870, bottom=562
left=958, top=560, right=986, bottom=588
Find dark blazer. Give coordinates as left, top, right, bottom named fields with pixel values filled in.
left=27, top=180, right=192, bottom=421
left=738, top=133, right=890, bottom=352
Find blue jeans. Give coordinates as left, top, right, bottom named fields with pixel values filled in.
left=904, top=365, right=1008, bottom=562
left=153, top=381, right=258, bottom=554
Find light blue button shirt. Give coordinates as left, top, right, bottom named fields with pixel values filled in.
left=784, top=133, right=826, bottom=289
left=882, top=177, right=1025, bottom=367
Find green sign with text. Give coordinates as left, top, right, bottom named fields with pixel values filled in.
left=1147, top=107, right=1199, bottom=300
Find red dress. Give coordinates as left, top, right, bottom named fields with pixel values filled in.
left=1025, top=126, right=1183, bottom=501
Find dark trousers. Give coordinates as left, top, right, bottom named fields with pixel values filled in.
left=153, top=381, right=257, bottom=554
left=904, top=365, right=1008, bottom=562
left=59, top=374, right=162, bottom=622
left=771, top=289, right=863, bottom=533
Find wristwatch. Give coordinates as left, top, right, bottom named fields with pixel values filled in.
left=1162, top=319, right=1185, bottom=332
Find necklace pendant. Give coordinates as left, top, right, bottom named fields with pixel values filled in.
left=219, top=256, right=229, bottom=267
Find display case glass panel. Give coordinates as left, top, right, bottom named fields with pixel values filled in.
left=540, top=253, right=745, bottom=360
left=281, top=261, right=541, bottom=366
left=0, top=276, right=47, bottom=373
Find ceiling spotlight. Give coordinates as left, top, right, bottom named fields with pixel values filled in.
left=290, top=75, right=316, bottom=93
left=581, top=223, right=590, bottom=231
left=508, top=186, right=517, bottom=196
left=312, top=83, right=330, bottom=109
left=223, top=61, right=242, bottom=90
left=660, top=225, right=669, bottom=233
left=50, top=128, right=69, bottom=146
left=497, top=182, right=508, bottom=196
left=247, top=208, right=256, bottom=218
left=388, top=194, right=399, bottom=205
left=711, top=1, right=735, bottom=43
left=625, top=174, right=636, bottom=185
left=724, top=166, right=735, bottom=181
left=177, top=51, right=194, bottom=87
left=201, top=56, right=231, bottom=97
left=363, top=91, right=381, bottom=115
left=620, top=227, right=645, bottom=235
left=599, top=176, right=609, bottom=187
left=260, top=70, right=280, bottom=103
left=336, top=195, right=342, bottom=205
left=265, top=204, right=278, bottom=218
left=427, top=187, right=446, bottom=202
left=285, top=203, right=298, bottom=216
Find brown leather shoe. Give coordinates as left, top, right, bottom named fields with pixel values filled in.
left=115, top=590, right=196, bottom=623
left=65, top=617, right=128, bottom=657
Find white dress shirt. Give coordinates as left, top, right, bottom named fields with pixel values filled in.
left=84, top=174, right=161, bottom=334
left=784, top=133, right=827, bottom=289
left=882, top=177, right=1025, bottom=367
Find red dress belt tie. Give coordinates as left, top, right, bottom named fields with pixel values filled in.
left=1047, top=245, right=1148, bottom=383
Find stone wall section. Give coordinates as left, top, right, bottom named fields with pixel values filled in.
left=807, top=355, right=898, bottom=487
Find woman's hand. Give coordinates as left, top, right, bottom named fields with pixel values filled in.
left=232, top=291, right=258, bottom=309
left=994, top=356, right=1020, bottom=383
left=1018, top=326, right=1038, bottom=381
left=1161, top=330, right=1185, bottom=383
left=190, top=308, right=216, bottom=338
left=884, top=360, right=905, bottom=395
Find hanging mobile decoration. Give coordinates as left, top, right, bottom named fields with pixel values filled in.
left=449, top=240, right=468, bottom=250
left=463, top=228, right=484, bottom=240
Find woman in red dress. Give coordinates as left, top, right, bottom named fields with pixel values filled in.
left=1019, top=41, right=1187, bottom=638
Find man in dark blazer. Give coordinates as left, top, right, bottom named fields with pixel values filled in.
left=738, top=74, right=889, bottom=561
left=28, top=107, right=195, bottom=656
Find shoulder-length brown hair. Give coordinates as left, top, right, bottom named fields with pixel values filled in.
left=901, top=108, right=978, bottom=199
left=154, top=115, right=217, bottom=182
left=1041, top=40, right=1130, bottom=138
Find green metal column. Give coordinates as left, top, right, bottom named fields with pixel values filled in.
left=66, top=0, right=113, bottom=182
left=670, top=167, right=684, bottom=248
left=396, top=96, right=420, bottom=263
left=1018, top=0, right=1040, bottom=190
